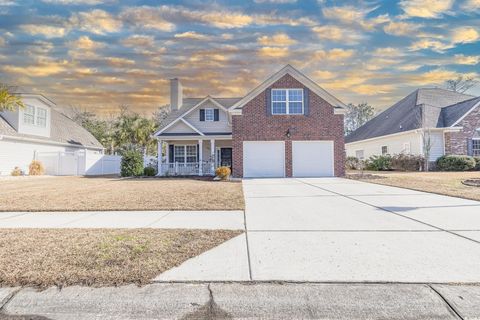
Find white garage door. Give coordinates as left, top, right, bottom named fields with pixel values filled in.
left=243, top=141, right=285, bottom=178
left=292, top=141, right=334, bottom=177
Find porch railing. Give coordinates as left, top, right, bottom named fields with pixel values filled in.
left=158, top=161, right=217, bottom=176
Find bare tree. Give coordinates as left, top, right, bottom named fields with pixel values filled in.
left=417, top=105, right=433, bottom=171
left=445, top=75, right=478, bottom=93
left=344, top=102, right=375, bottom=136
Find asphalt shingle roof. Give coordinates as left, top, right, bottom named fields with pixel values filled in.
left=0, top=108, right=103, bottom=149
left=345, top=88, right=476, bottom=143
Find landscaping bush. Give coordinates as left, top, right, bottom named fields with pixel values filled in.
left=390, top=154, right=424, bottom=171
left=474, top=157, right=480, bottom=171
left=365, top=155, right=392, bottom=171
left=215, top=166, right=231, bottom=180
left=345, top=156, right=359, bottom=170
left=28, top=160, right=45, bottom=176
left=143, top=166, right=156, bottom=176
left=436, top=155, right=476, bottom=171
left=120, top=150, right=144, bottom=177
left=11, top=167, right=23, bottom=176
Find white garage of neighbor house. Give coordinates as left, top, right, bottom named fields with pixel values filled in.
left=0, top=93, right=113, bottom=176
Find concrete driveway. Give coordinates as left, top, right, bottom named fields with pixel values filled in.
left=158, top=177, right=480, bottom=283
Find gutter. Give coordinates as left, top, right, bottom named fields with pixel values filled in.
left=0, top=134, right=104, bottom=151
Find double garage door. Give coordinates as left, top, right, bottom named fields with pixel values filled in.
left=243, top=141, right=334, bottom=178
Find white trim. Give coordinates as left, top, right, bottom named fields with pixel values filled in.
left=0, top=134, right=104, bottom=151
left=156, top=135, right=232, bottom=141
left=154, top=96, right=228, bottom=137
left=451, top=100, right=480, bottom=127
left=345, top=127, right=462, bottom=146
left=180, top=118, right=204, bottom=136
left=229, top=64, right=346, bottom=111
left=173, top=144, right=197, bottom=164
left=204, top=108, right=215, bottom=121
left=271, top=88, right=304, bottom=115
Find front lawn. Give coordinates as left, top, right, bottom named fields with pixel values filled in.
left=348, top=171, right=480, bottom=201
left=0, top=229, right=242, bottom=287
left=0, top=176, right=244, bottom=211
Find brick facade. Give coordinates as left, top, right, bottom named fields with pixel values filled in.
left=232, top=74, right=345, bottom=178
left=444, top=106, right=480, bottom=155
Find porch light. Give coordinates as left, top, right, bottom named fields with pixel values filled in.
left=286, top=129, right=291, bottom=138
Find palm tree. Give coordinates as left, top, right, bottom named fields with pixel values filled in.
left=0, top=84, right=25, bottom=111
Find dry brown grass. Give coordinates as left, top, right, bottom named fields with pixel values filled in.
left=348, top=171, right=480, bottom=201
left=0, top=176, right=244, bottom=211
left=0, top=229, right=242, bottom=288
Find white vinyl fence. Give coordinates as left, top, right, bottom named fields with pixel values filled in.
left=37, top=150, right=122, bottom=176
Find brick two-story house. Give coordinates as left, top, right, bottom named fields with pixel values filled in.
left=154, top=65, right=346, bottom=178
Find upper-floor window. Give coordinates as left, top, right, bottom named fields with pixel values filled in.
left=23, top=105, right=35, bottom=125
left=37, top=108, right=47, bottom=127
left=272, top=89, right=304, bottom=115
left=23, top=105, right=47, bottom=127
left=205, top=108, right=214, bottom=121
left=381, top=146, right=388, bottom=155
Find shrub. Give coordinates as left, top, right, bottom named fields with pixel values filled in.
left=365, top=155, right=392, bottom=171
left=390, top=154, right=424, bottom=171
left=436, top=155, right=476, bottom=171
left=11, top=167, right=23, bottom=176
left=345, top=156, right=359, bottom=170
left=474, top=157, right=480, bottom=171
left=143, top=166, right=156, bottom=176
left=215, top=166, right=231, bottom=180
left=120, top=150, right=144, bottom=177
left=28, top=160, right=45, bottom=176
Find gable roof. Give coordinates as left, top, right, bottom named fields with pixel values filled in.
left=441, top=96, right=480, bottom=127
left=230, top=64, right=346, bottom=112
left=345, top=88, right=476, bottom=144
left=0, top=108, right=103, bottom=149
left=155, top=97, right=241, bottom=134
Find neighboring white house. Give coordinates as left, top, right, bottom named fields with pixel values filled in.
left=345, top=88, right=480, bottom=162
left=0, top=93, right=109, bottom=176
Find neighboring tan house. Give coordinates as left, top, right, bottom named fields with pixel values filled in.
left=345, top=88, right=480, bottom=161
left=0, top=93, right=104, bottom=175
left=154, top=65, right=346, bottom=178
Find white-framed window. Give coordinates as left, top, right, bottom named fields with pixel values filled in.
left=403, top=142, right=411, bottom=154
left=174, top=145, right=197, bottom=163
left=204, top=108, right=214, bottom=121
left=36, top=107, right=47, bottom=127
left=23, top=105, right=35, bottom=125
left=272, top=89, right=304, bottom=115
left=355, top=150, right=364, bottom=160
left=381, top=146, right=388, bottom=155
left=473, top=139, right=480, bottom=156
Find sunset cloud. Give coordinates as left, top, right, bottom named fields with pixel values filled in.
left=3, top=58, right=68, bottom=77
left=453, top=54, right=480, bottom=65
left=400, top=0, right=453, bottom=18
left=312, top=25, right=363, bottom=44
left=121, top=35, right=155, bottom=47
left=20, top=24, right=67, bottom=38
left=451, top=26, right=479, bottom=44
left=383, top=21, right=420, bottom=36
left=258, top=46, right=289, bottom=58
left=257, top=33, right=296, bottom=46
left=70, top=9, right=121, bottom=35
left=174, top=31, right=209, bottom=40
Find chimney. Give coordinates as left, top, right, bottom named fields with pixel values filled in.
left=170, top=78, right=183, bottom=111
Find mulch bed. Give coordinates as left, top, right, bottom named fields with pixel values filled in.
left=462, top=179, right=480, bottom=187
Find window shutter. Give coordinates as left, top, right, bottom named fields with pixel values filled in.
left=169, top=144, right=174, bottom=163
left=199, top=109, right=205, bottom=121
left=467, top=138, right=473, bottom=156
left=197, top=144, right=200, bottom=162
left=214, top=109, right=219, bottom=121
left=303, top=88, right=309, bottom=116
left=265, top=88, right=272, bottom=116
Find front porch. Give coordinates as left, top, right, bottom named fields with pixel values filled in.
left=156, top=137, right=232, bottom=176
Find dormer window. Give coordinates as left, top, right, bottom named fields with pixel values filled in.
left=272, top=89, right=304, bottom=115
left=23, top=105, right=35, bottom=125
left=23, top=105, right=47, bottom=127
left=37, top=108, right=47, bottom=127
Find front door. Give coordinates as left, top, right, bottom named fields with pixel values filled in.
left=220, top=148, right=232, bottom=169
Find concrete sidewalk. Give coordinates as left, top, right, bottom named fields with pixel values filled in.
left=0, top=210, right=244, bottom=230
left=1, top=283, right=479, bottom=319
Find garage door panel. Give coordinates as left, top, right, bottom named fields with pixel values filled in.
left=292, top=141, right=334, bottom=177
left=243, top=141, right=285, bottom=178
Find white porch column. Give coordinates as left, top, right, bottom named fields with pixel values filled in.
left=198, top=139, right=203, bottom=176
left=210, top=139, right=215, bottom=174
left=157, top=140, right=163, bottom=175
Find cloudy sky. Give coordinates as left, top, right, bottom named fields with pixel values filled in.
left=0, top=0, right=479, bottom=116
